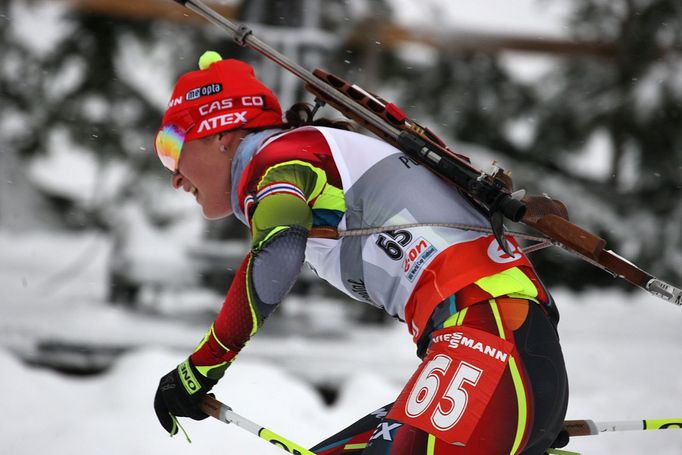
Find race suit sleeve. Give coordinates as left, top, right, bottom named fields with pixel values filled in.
left=189, top=156, right=328, bottom=381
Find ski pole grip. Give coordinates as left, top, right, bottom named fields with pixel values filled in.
left=200, top=395, right=224, bottom=420
left=562, top=419, right=599, bottom=436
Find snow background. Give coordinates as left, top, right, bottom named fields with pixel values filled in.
left=2, top=1, right=682, bottom=454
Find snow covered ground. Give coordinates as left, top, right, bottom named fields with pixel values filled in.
left=2, top=294, right=682, bottom=455
left=2, top=230, right=682, bottom=454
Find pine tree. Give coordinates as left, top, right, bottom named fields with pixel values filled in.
left=529, top=0, right=682, bottom=287
left=0, top=1, right=224, bottom=228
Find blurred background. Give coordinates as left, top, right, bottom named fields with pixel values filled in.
left=1, top=0, right=681, bottom=454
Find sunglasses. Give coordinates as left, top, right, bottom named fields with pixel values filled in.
left=154, top=111, right=195, bottom=172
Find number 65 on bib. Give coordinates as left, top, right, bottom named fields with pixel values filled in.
left=388, top=326, right=515, bottom=445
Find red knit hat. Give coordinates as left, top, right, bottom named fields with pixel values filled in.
left=154, top=51, right=283, bottom=171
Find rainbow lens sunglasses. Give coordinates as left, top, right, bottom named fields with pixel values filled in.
left=153, top=111, right=196, bottom=172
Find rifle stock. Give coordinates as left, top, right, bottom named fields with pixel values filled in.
left=521, top=197, right=680, bottom=299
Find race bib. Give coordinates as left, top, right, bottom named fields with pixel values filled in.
left=388, top=326, right=514, bottom=445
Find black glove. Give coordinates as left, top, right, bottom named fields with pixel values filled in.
left=549, top=429, right=570, bottom=448
left=154, top=358, right=217, bottom=435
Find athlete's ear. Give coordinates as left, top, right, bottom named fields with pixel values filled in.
left=217, top=132, right=228, bottom=153
left=218, top=130, right=248, bottom=155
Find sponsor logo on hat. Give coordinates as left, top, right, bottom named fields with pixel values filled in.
left=168, top=96, right=183, bottom=108
left=197, top=111, right=248, bottom=134
left=186, top=83, right=223, bottom=101
left=198, top=96, right=264, bottom=116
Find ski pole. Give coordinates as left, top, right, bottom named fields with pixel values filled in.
left=201, top=395, right=682, bottom=452
left=563, top=418, right=682, bottom=436
left=200, top=395, right=317, bottom=455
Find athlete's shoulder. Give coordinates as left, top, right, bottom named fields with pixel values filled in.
left=261, top=125, right=328, bottom=150
left=236, top=127, right=342, bottom=210
left=240, top=127, right=321, bottom=173
left=259, top=126, right=370, bottom=154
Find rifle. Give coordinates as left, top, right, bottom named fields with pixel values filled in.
left=171, top=0, right=681, bottom=307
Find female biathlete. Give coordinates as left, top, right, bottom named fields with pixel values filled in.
left=153, top=51, right=569, bottom=455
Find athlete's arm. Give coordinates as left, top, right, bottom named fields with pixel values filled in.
left=189, top=158, right=326, bottom=380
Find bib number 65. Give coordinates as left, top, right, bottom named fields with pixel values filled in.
left=405, top=355, right=482, bottom=431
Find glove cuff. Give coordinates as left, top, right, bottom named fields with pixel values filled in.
left=177, top=358, right=216, bottom=397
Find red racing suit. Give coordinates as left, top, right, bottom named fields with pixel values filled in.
left=190, top=126, right=567, bottom=454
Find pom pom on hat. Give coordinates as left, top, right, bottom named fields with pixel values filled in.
left=199, top=50, right=223, bottom=70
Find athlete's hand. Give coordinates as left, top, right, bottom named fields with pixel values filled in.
left=550, top=429, right=570, bottom=448
left=153, top=358, right=217, bottom=435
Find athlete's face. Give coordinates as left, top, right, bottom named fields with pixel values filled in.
left=170, top=131, right=245, bottom=219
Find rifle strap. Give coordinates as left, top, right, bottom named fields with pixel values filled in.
left=309, top=223, right=554, bottom=254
